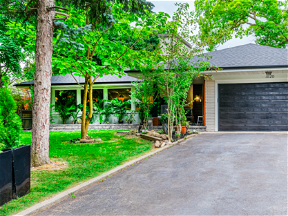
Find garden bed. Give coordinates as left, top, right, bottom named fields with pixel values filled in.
left=0, top=130, right=153, bottom=216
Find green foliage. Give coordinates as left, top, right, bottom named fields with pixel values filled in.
left=132, top=77, right=157, bottom=129
left=54, top=90, right=76, bottom=124
left=143, top=3, right=212, bottom=142
left=51, top=3, right=168, bottom=136
left=0, top=31, right=23, bottom=87
left=110, top=98, right=131, bottom=122
left=0, top=88, right=22, bottom=149
left=195, top=0, right=288, bottom=50
left=58, top=0, right=155, bottom=28
left=160, top=113, right=168, bottom=124
left=102, top=101, right=113, bottom=123
left=125, top=111, right=136, bottom=124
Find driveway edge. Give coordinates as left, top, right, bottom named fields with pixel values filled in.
left=14, top=134, right=198, bottom=216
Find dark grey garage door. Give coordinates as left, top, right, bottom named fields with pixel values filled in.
left=219, top=82, right=288, bottom=131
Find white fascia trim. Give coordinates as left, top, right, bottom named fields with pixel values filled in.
left=214, top=77, right=288, bottom=131
left=204, top=67, right=288, bottom=73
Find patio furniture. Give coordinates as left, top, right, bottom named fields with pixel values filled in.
left=197, top=116, right=203, bottom=126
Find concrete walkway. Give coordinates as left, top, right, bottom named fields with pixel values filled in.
left=37, top=133, right=287, bottom=215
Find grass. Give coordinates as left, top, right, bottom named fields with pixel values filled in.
left=0, top=130, right=153, bottom=216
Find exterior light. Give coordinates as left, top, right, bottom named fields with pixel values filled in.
left=265, top=71, right=274, bottom=78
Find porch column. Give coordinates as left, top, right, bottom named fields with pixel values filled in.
left=51, top=88, right=55, bottom=105
left=131, top=87, right=136, bottom=111
left=103, top=88, right=108, bottom=100
left=76, top=88, right=81, bottom=105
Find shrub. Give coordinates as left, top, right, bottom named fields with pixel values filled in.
left=0, top=88, right=22, bottom=149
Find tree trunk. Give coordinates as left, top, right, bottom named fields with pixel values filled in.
left=81, top=77, right=88, bottom=139
left=31, top=0, right=55, bottom=167
left=81, top=76, right=93, bottom=139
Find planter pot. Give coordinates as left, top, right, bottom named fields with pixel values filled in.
left=12, top=145, right=30, bottom=199
left=181, top=126, right=187, bottom=135
left=0, top=150, right=13, bottom=206
left=118, top=120, right=123, bottom=124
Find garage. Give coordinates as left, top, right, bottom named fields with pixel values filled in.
left=218, top=82, right=288, bottom=131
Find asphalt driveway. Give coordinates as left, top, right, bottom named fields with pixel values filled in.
left=37, top=133, right=287, bottom=215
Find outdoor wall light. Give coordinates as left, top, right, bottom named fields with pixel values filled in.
left=195, top=95, right=201, bottom=102
left=265, top=71, right=274, bottom=78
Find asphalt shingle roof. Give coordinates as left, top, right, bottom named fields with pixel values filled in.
left=193, top=43, right=288, bottom=68
left=15, top=73, right=139, bottom=86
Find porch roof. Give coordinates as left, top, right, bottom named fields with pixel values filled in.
left=15, top=73, right=139, bottom=87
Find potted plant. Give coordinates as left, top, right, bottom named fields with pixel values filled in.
left=102, top=101, right=113, bottom=124
left=54, top=91, right=76, bottom=124
left=111, top=98, right=131, bottom=124
left=181, top=121, right=187, bottom=134
left=71, top=104, right=81, bottom=124
left=125, top=111, right=135, bottom=124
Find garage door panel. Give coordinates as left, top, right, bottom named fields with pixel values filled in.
left=220, top=107, right=288, bottom=113
left=220, top=95, right=288, bottom=101
left=220, top=117, right=288, bottom=125
left=219, top=112, right=286, bottom=120
left=219, top=125, right=287, bottom=131
left=220, top=101, right=288, bottom=109
left=219, top=82, right=288, bottom=131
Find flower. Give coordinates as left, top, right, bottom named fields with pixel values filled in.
left=24, top=103, right=29, bottom=110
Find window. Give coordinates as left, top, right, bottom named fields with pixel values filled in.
left=81, top=89, right=104, bottom=104
left=55, top=90, right=77, bottom=109
left=108, top=88, right=131, bottom=101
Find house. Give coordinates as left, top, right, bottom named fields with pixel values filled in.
left=127, top=43, right=288, bottom=132
left=16, top=43, right=288, bottom=131
left=15, top=73, right=140, bottom=124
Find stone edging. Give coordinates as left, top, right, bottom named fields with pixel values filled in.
left=14, top=134, right=199, bottom=216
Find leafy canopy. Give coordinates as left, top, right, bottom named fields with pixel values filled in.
left=195, top=0, right=288, bottom=50
left=52, top=3, right=169, bottom=80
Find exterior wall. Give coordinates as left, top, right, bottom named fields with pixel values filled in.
left=204, top=79, right=215, bottom=132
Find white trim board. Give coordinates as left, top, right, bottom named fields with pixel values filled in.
left=214, top=78, right=288, bottom=131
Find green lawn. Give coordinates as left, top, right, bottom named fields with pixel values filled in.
left=0, top=130, right=153, bottom=216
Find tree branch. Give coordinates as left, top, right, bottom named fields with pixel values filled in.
left=91, top=27, right=111, bottom=58
left=71, top=73, right=85, bottom=88
left=72, top=65, right=85, bottom=77
left=48, top=6, right=69, bottom=11
left=54, top=11, right=70, bottom=18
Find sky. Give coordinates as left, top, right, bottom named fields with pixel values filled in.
left=150, top=0, right=256, bottom=50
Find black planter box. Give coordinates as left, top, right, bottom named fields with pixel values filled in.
left=12, top=145, right=30, bottom=198
left=0, top=145, right=30, bottom=206
left=0, top=150, right=13, bottom=206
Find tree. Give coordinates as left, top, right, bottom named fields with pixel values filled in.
left=194, top=0, right=288, bottom=50
left=53, top=3, right=168, bottom=139
left=132, top=75, right=158, bottom=130
left=145, top=3, right=212, bottom=142
left=0, top=34, right=22, bottom=88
